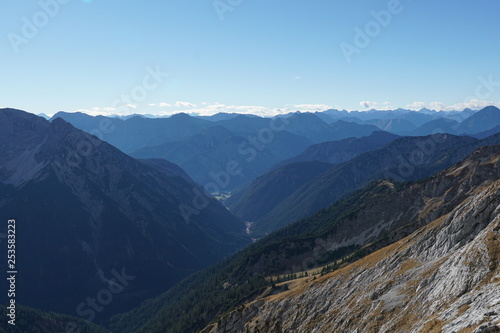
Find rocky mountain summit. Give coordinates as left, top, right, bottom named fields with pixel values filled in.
left=202, top=146, right=500, bottom=333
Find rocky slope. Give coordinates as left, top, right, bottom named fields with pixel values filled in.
left=203, top=146, right=500, bottom=333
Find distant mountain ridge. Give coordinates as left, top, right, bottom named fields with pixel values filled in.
left=51, top=111, right=215, bottom=153
left=240, top=133, right=500, bottom=236
left=228, top=131, right=400, bottom=223
left=51, top=106, right=500, bottom=193
left=131, top=125, right=312, bottom=190
left=276, top=131, right=400, bottom=166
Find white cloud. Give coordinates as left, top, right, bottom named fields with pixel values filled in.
left=175, top=101, right=197, bottom=108
left=70, top=99, right=500, bottom=118
left=72, top=106, right=117, bottom=116
left=406, top=99, right=500, bottom=111
left=428, top=102, right=445, bottom=110
left=149, top=102, right=172, bottom=107
left=293, top=76, right=302, bottom=80
left=360, top=101, right=377, bottom=109
left=74, top=108, right=107, bottom=116
left=155, top=103, right=292, bottom=117
left=445, top=99, right=500, bottom=111
left=375, top=101, right=393, bottom=110
left=293, top=104, right=334, bottom=112
left=406, top=101, right=427, bottom=110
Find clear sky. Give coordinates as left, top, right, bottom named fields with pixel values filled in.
left=1, top=0, right=500, bottom=116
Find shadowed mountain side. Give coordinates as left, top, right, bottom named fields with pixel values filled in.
left=0, top=109, right=247, bottom=322
left=458, top=105, right=500, bottom=133
left=51, top=111, right=215, bottom=153
left=328, top=119, right=381, bottom=141
left=410, top=117, right=460, bottom=136
left=471, top=125, right=500, bottom=139
left=131, top=126, right=312, bottom=190
left=227, top=131, right=399, bottom=224
left=226, top=161, right=334, bottom=222
left=138, top=158, right=195, bottom=184
left=276, top=131, right=400, bottom=166
left=363, top=118, right=417, bottom=134
left=0, top=305, right=111, bottom=333
left=252, top=134, right=483, bottom=236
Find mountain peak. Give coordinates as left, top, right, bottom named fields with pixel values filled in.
left=1, top=107, right=46, bottom=122
left=0, top=110, right=248, bottom=318
left=50, top=116, right=73, bottom=128
left=459, top=105, right=500, bottom=133
left=480, top=105, right=500, bottom=112
left=169, top=112, right=192, bottom=119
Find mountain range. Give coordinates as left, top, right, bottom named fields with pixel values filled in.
left=131, top=124, right=312, bottom=190
left=203, top=146, right=500, bottom=333
left=2, top=106, right=500, bottom=332
left=230, top=133, right=500, bottom=236
left=0, top=109, right=247, bottom=322
left=52, top=106, right=500, bottom=193
left=110, top=144, right=500, bottom=333
left=274, top=130, right=400, bottom=166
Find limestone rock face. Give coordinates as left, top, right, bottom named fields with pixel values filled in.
left=205, top=146, right=500, bottom=333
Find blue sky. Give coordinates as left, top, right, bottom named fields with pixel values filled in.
left=1, top=0, right=500, bottom=116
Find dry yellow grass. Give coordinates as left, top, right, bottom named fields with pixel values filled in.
left=457, top=304, right=470, bottom=317
left=419, top=318, right=445, bottom=333
left=394, top=258, right=420, bottom=277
